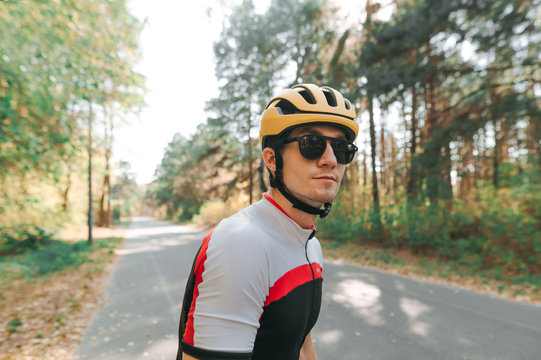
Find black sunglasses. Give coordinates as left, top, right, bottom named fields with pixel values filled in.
left=282, top=134, right=358, bottom=164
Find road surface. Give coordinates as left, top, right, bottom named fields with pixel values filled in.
left=76, top=217, right=541, bottom=360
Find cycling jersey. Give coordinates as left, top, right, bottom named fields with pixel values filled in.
left=176, top=193, right=323, bottom=360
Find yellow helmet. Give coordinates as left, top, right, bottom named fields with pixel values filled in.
left=259, top=83, right=358, bottom=149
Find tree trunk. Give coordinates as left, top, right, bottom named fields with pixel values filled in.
left=247, top=137, right=253, bottom=205
left=362, top=149, right=368, bottom=186
left=88, top=101, right=93, bottom=245
left=459, top=139, right=474, bottom=201
left=368, top=98, right=380, bottom=210
left=107, top=113, right=113, bottom=227
left=443, top=140, right=453, bottom=201
left=493, top=120, right=500, bottom=189
left=423, top=75, right=439, bottom=204
left=525, top=43, right=541, bottom=167
left=62, top=161, right=71, bottom=211
left=97, top=109, right=112, bottom=227
left=390, top=132, right=397, bottom=197
left=473, top=131, right=483, bottom=188
left=380, top=119, right=386, bottom=195
left=407, top=86, right=419, bottom=199
left=481, top=127, right=491, bottom=183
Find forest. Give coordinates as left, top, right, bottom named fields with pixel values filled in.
left=1, top=0, right=540, bottom=289
left=149, top=0, right=540, bottom=286
left=0, top=0, right=144, bottom=243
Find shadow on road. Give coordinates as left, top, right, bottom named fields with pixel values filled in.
left=314, top=259, right=541, bottom=360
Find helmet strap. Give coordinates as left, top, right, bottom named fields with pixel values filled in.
left=270, top=149, right=332, bottom=219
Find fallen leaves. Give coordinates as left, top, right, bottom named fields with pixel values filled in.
left=0, top=229, right=124, bottom=360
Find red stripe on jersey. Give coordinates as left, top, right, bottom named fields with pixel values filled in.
left=263, top=193, right=316, bottom=230
left=264, top=262, right=323, bottom=307
left=183, top=230, right=214, bottom=346
left=263, top=193, right=292, bottom=220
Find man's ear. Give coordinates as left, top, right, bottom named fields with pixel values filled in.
left=262, top=147, right=276, bottom=172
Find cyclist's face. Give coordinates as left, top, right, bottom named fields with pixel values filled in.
left=279, top=125, right=347, bottom=208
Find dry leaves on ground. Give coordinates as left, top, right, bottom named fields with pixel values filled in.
left=0, top=227, right=125, bottom=360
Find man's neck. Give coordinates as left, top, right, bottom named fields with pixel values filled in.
left=267, top=188, right=317, bottom=229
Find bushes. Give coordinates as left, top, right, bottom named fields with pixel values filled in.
left=317, top=183, right=541, bottom=279
left=0, top=225, right=54, bottom=254
left=319, top=201, right=382, bottom=244
left=0, top=238, right=120, bottom=280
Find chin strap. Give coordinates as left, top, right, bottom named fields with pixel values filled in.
left=270, top=150, right=332, bottom=219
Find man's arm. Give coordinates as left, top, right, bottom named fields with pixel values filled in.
left=299, top=331, right=317, bottom=360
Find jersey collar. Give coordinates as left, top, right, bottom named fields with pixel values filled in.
left=263, top=193, right=316, bottom=231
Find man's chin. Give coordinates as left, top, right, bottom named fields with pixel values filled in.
left=309, top=191, right=338, bottom=206
left=287, top=187, right=338, bottom=208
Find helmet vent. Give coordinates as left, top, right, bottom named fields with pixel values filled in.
left=345, top=99, right=352, bottom=110
left=276, top=99, right=298, bottom=115
left=322, top=88, right=337, bottom=107
left=298, top=89, right=316, bottom=104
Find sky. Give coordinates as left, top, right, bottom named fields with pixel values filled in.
left=114, top=0, right=271, bottom=185
left=115, top=0, right=367, bottom=185
left=114, top=0, right=222, bottom=185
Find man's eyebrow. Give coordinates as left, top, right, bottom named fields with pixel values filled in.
left=294, top=126, right=316, bottom=135
left=295, top=127, right=347, bottom=139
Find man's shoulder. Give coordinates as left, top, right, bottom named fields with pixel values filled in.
left=214, top=214, right=269, bottom=242
left=219, top=200, right=273, bottom=230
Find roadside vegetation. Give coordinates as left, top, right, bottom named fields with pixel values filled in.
left=0, top=228, right=122, bottom=360
left=315, top=177, right=541, bottom=303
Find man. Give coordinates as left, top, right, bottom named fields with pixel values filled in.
left=176, top=84, right=359, bottom=360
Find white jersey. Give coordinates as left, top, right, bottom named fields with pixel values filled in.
left=177, top=193, right=324, bottom=360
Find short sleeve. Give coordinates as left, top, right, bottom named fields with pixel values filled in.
left=181, top=221, right=270, bottom=359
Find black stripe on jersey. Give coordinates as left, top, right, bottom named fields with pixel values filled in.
left=181, top=341, right=252, bottom=360
left=252, top=278, right=323, bottom=360
left=176, top=245, right=201, bottom=360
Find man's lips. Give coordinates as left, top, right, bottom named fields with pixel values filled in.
left=313, top=175, right=337, bottom=181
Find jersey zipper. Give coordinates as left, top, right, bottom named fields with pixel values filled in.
left=304, top=229, right=317, bottom=337
left=304, top=229, right=316, bottom=280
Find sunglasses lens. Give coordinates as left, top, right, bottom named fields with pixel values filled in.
left=331, top=140, right=356, bottom=164
left=299, top=135, right=326, bottom=160
left=292, top=135, right=356, bottom=164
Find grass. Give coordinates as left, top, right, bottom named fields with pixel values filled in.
left=320, top=239, right=541, bottom=304
left=0, top=236, right=123, bottom=359
left=0, top=238, right=119, bottom=282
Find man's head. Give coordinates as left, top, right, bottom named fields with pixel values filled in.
left=259, top=84, right=359, bottom=218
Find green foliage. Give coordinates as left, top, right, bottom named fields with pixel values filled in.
left=1, top=0, right=146, bottom=246
left=0, top=0, right=145, bottom=180
left=112, top=160, right=140, bottom=221
left=7, top=318, right=22, bottom=333
left=320, top=181, right=541, bottom=281
left=0, top=225, right=54, bottom=254
left=317, top=190, right=387, bottom=244
left=0, top=238, right=120, bottom=280
left=26, top=241, right=93, bottom=276
left=353, top=0, right=540, bottom=203
left=112, top=205, right=122, bottom=225
left=150, top=129, right=233, bottom=221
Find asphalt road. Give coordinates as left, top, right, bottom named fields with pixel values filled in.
left=76, top=217, right=541, bottom=360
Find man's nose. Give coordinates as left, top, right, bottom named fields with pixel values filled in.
left=317, top=141, right=338, bottom=166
